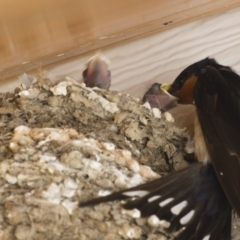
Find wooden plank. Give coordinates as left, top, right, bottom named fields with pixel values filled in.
left=0, top=0, right=240, bottom=79
left=3, top=7, right=240, bottom=92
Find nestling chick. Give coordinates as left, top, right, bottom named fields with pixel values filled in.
left=142, top=83, right=178, bottom=111
left=82, top=53, right=111, bottom=89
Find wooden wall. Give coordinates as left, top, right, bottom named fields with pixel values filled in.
left=1, top=6, right=240, bottom=99
left=0, top=0, right=240, bottom=81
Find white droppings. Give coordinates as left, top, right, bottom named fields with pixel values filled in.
left=42, top=183, right=62, bottom=204
left=122, top=208, right=141, bottom=218
left=123, top=190, right=149, bottom=197
left=121, top=149, right=132, bottom=159
left=50, top=81, right=69, bottom=96
left=159, top=198, right=174, bottom=207
left=127, top=228, right=137, bottom=238
left=39, top=153, right=57, bottom=163
left=5, top=174, right=17, bottom=184
left=19, top=88, right=40, bottom=99
left=61, top=187, right=75, bottom=198
left=148, top=195, right=161, bottom=202
left=143, top=101, right=151, bottom=109
left=87, top=91, right=119, bottom=113
left=171, top=200, right=188, bottom=215
left=61, top=199, right=78, bottom=215
left=17, top=173, right=29, bottom=181
left=164, top=112, right=174, bottom=122
left=102, top=142, right=115, bottom=151
left=9, top=142, right=18, bottom=151
left=128, top=173, right=145, bottom=187
left=180, top=210, right=195, bottom=225
left=37, top=130, right=70, bottom=146
left=152, top=108, right=161, bottom=118
left=118, top=225, right=141, bottom=239
left=203, top=235, right=210, bottom=240
left=159, top=220, right=170, bottom=228
left=50, top=161, right=67, bottom=172
left=127, top=159, right=140, bottom=173
left=14, top=125, right=31, bottom=134
left=98, top=190, right=112, bottom=197
left=89, top=160, right=102, bottom=170
left=19, top=90, right=30, bottom=96
left=64, top=178, right=78, bottom=189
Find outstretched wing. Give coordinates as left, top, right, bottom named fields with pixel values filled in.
left=80, top=163, right=231, bottom=240
left=194, top=66, right=240, bottom=216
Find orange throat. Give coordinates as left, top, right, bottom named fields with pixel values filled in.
left=175, top=75, right=197, bottom=104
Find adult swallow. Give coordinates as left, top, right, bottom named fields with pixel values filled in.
left=80, top=58, right=239, bottom=240
left=82, top=52, right=111, bottom=89
left=142, top=83, right=178, bottom=111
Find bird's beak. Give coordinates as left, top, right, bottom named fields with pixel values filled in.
left=160, top=83, right=177, bottom=97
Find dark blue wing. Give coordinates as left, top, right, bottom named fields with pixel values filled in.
left=194, top=66, right=240, bottom=216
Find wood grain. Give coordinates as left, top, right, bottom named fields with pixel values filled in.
left=0, top=0, right=239, bottom=78
left=1, top=7, right=240, bottom=102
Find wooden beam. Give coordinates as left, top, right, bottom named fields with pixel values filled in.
left=0, top=0, right=239, bottom=80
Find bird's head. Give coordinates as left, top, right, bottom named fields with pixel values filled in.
left=165, top=58, right=218, bottom=104
left=83, top=52, right=111, bottom=89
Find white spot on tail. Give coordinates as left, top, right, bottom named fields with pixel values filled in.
left=171, top=200, right=188, bottom=215
left=220, top=172, right=223, bottom=176
left=203, top=235, right=210, bottom=240
left=123, top=190, right=149, bottom=197
left=180, top=210, right=195, bottom=225
left=159, top=198, right=174, bottom=207
left=148, top=195, right=161, bottom=202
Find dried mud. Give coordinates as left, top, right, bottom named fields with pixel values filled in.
left=0, top=74, right=238, bottom=240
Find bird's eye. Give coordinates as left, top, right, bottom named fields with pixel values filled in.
left=180, top=77, right=185, bottom=84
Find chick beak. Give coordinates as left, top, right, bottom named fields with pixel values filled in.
left=160, top=83, right=172, bottom=92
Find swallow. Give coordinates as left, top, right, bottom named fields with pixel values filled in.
left=82, top=52, right=111, bottom=89
left=80, top=58, right=240, bottom=240
left=142, top=83, right=178, bottom=111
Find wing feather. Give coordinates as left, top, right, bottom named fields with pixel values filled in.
left=194, top=66, right=240, bottom=215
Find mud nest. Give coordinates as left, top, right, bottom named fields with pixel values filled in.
left=0, top=74, right=238, bottom=240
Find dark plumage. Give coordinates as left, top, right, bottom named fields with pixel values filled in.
left=194, top=65, right=240, bottom=216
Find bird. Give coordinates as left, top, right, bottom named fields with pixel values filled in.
left=142, top=83, right=178, bottom=111
left=80, top=57, right=240, bottom=240
left=82, top=52, right=111, bottom=89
